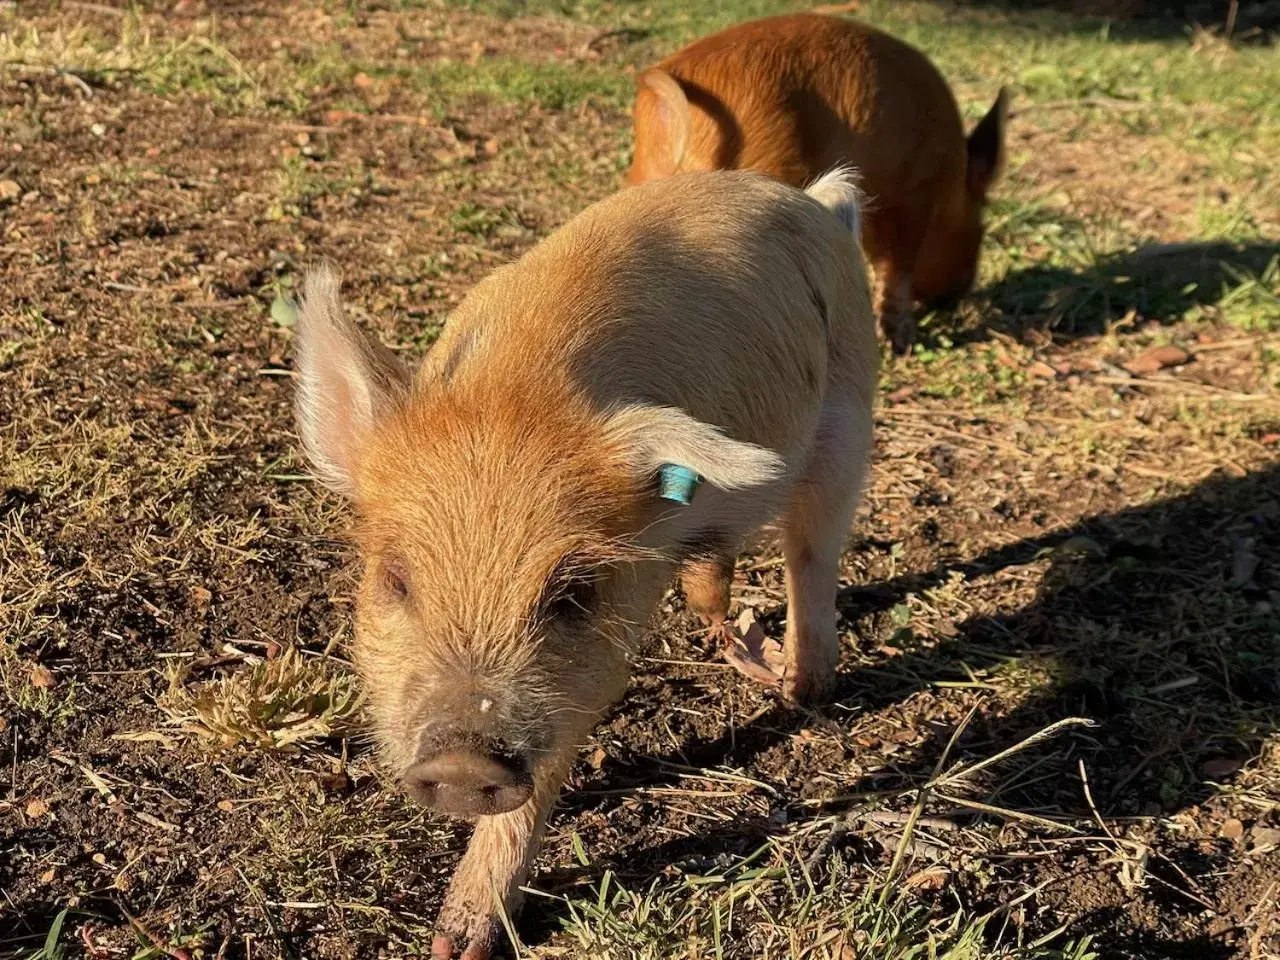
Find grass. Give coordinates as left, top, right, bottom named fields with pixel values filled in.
left=2, top=0, right=1279, bottom=958
left=539, top=845, right=1098, bottom=960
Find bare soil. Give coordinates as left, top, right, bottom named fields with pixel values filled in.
left=2, top=2, right=1278, bottom=958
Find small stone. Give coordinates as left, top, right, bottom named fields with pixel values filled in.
left=482, top=137, right=500, bottom=158
left=25, top=798, right=50, bottom=818
left=0, top=179, right=20, bottom=202
left=1249, top=826, right=1280, bottom=852
left=1124, top=344, right=1190, bottom=376
left=217, top=799, right=235, bottom=813
left=1220, top=818, right=1244, bottom=840
left=40, top=868, right=56, bottom=883
left=1201, top=756, right=1243, bottom=779
left=90, top=123, right=107, bottom=137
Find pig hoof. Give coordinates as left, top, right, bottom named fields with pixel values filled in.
left=432, top=917, right=500, bottom=960
left=714, top=613, right=784, bottom=687
left=782, top=669, right=836, bottom=705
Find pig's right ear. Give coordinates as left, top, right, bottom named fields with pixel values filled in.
left=635, top=69, right=690, bottom=177
left=292, top=266, right=411, bottom=497
left=604, top=405, right=785, bottom=495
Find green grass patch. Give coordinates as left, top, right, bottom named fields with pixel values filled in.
left=534, top=839, right=1098, bottom=960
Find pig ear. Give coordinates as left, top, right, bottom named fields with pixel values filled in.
left=293, top=266, right=411, bottom=496
left=635, top=69, right=690, bottom=177
left=604, top=405, right=785, bottom=494
left=966, top=88, right=1008, bottom=200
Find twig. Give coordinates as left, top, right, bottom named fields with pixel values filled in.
left=235, top=866, right=298, bottom=960
left=80, top=926, right=109, bottom=959
left=65, top=1, right=128, bottom=15
left=1011, top=96, right=1212, bottom=117
left=936, top=717, right=1096, bottom=790
left=935, top=794, right=1081, bottom=833
left=586, top=27, right=651, bottom=52
left=3, top=63, right=95, bottom=96
left=1226, top=0, right=1240, bottom=40
left=1078, top=759, right=1120, bottom=846
left=117, top=905, right=193, bottom=960
left=1247, top=881, right=1277, bottom=960
left=881, top=706, right=978, bottom=892
left=1094, top=375, right=1277, bottom=402
left=225, top=119, right=341, bottom=135
left=321, top=110, right=437, bottom=129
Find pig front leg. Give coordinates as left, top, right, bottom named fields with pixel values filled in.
left=779, top=398, right=872, bottom=703
left=431, top=751, right=573, bottom=960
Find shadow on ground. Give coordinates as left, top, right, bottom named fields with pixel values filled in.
left=545, top=460, right=1280, bottom=956
left=924, top=240, right=1280, bottom=346
left=933, top=0, right=1278, bottom=41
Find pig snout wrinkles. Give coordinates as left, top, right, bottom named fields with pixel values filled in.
left=405, top=747, right=533, bottom=817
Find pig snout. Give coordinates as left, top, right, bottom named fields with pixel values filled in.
left=405, top=746, right=533, bottom=817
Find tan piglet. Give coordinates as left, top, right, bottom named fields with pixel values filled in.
left=293, top=169, right=877, bottom=959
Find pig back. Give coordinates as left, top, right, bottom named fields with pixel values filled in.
left=656, top=15, right=967, bottom=214
left=431, top=171, right=871, bottom=465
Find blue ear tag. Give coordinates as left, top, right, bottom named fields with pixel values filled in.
left=658, top=463, right=701, bottom=505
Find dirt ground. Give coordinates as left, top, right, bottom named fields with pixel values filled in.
left=2, top=1, right=1279, bottom=958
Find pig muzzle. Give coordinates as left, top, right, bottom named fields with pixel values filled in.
left=404, top=748, right=533, bottom=817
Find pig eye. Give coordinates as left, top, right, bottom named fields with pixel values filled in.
left=380, top=561, right=410, bottom=601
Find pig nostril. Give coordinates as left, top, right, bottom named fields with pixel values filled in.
left=404, top=749, right=532, bottom=818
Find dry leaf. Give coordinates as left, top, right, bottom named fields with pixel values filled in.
left=30, top=664, right=55, bottom=689
left=1124, top=345, right=1190, bottom=375
left=26, top=798, right=50, bottom=818
left=904, top=866, right=950, bottom=890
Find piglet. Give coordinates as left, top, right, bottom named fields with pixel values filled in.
left=293, top=169, right=878, bottom=958
left=628, top=13, right=1008, bottom=354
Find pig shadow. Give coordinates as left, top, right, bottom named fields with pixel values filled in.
left=923, top=239, right=1279, bottom=347
left=539, top=460, right=1280, bottom=957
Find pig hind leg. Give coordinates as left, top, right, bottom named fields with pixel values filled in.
left=778, top=396, right=871, bottom=703
left=681, top=553, right=735, bottom=626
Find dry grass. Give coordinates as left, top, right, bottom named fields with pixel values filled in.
left=159, top=645, right=363, bottom=752
left=1, top=0, right=1278, bottom=957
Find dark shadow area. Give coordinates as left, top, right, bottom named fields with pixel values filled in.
left=922, top=240, right=1280, bottom=347
left=535, top=460, right=1280, bottom=955
left=934, top=0, right=1279, bottom=42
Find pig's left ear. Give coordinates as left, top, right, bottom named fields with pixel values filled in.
left=293, top=266, right=412, bottom=496
left=604, top=405, right=785, bottom=496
